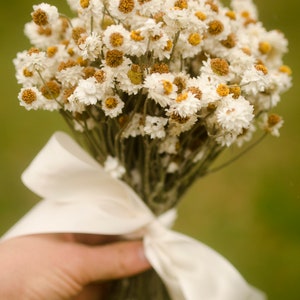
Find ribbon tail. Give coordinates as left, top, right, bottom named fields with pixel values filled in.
left=144, top=227, right=266, bottom=300
left=1, top=132, right=154, bottom=241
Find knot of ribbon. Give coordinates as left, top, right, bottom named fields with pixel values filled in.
left=2, top=132, right=265, bottom=300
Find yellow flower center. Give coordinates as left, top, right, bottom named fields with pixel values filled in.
left=176, top=92, right=188, bottom=103
left=67, top=47, right=75, bottom=56
left=32, top=9, right=48, bottom=26
left=195, top=11, right=207, bottom=21
left=174, top=77, right=187, bottom=93
left=208, top=20, right=224, bottom=35
left=94, top=70, right=106, bottom=83
left=268, top=114, right=281, bottom=126
left=77, top=56, right=88, bottom=67
left=80, top=0, right=90, bottom=8
left=105, top=97, right=118, bottom=109
left=216, top=84, right=230, bottom=97
left=205, top=1, right=219, bottom=12
left=187, top=87, right=202, bottom=100
left=130, top=30, right=144, bottom=41
left=63, top=86, right=76, bottom=103
left=38, top=26, right=52, bottom=36
left=127, top=64, right=143, bottom=85
left=21, top=89, right=37, bottom=104
left=259, top=41, right=272, bottom=55
left=153, top=12, right=165, bottom=23
left=174, top=0, right=188, bottom=9
left=162, top=80, right=173, bottom=95
left=210, top=58, right=229, bottom=76
left=164, top=40, right=173, bottom=52
left=225, top=10, right=236, bottom=20
left=255, top=64, right=268, bottom=75
left=170, top=113, right=190, bottom=124
left=83, top=66, right=96, bottom=79
left=105, top=50, right=124, bottom=68
left=23, top=68, right=33, bottom=77
left=241, top=11, right=250, bottom=18
left=151, top=63, right=169, bottom=74
left=220, top=33, right=236, bottom=48
left=58, top=59, right=77, bottom=71
left=110, top=32, right=124, bottom=47
left=47, top=46, right=58, bottom=58
left=118, top=0, right=135, bottom=14
left=41, top=80, right=61, bottom=100
left=137, top=0, right=151, bottom=4
left=229, top=85, right=241, bottom=99
left=27, top=48, right=40, bottom=55
left=72, top=27, right=86, bottom=45
left=241, top=47, right=252, bottom=56
left=188, top=33, right=202, bottom=46
left=279, top=65, right=292, bottom=76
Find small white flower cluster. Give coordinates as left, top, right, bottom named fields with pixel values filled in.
left=14, top=0, right=292, bottom=210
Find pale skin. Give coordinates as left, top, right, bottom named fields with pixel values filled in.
left=0, top=233, right=151, bottom=300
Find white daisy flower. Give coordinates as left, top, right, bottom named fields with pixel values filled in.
left=93, top=67, right=116, bottom=96
left=143, top=116, right=168, bottom=139
left=79, top=32, right=102, bottom=61
left=102, top=24, right=130, bottom=52
left=260, top=113, right=284, bottom=137
left=104, top=156, right=126, bottom=179
left=73, top=77, right=102, bottom=105
left=231, top=0, right=258, bottom=21
left=216, top=95, right=254, bottom=134
left=136, top=0, right=162, bottom=16
left=235, top=124, right=256, bottom=147
left=215, top=131, right=239, bottom=147
left=163, top=1, right=191, bottom=31
left=56, top=65, right=85, bottom=87
left=127, top=29, right=149, bottom=57
left=122, top=113, right=144, bottom=138
left=116, top=64, right=144, bottom=95
left=167, top=161, right=179, bottom=173
left=102, top=95, right=125, bottom=118
left=102, top=50, right=132, bottom=76
left=18, top=87, right=47, bottom=110
left=144, top=73, right=177, bottom=107
left=31, top=3, right=59, bottom=26
left=240, top=63, right=270, bottom=94
left=168, top=114, right=198, bottom=136
left=168, top=91, right=202, bottom=118
left=108, top=0, right=137, bottom=22
left=22, top=51, right=50, bottom=73
left=176, top=30, right=203, bottom=59
left=200, top=57, right=235, bottom=83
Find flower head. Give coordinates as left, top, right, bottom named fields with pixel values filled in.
left=14, top=0, right=292, bottom=212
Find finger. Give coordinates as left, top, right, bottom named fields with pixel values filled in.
left=77, top=240, right=151, bottom=284
left=74, top=282, right=109, bottom=300
left=71, top=233, right=119, bottom=246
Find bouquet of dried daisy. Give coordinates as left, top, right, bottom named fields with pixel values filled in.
left=4, top=0, right=292, bottom=299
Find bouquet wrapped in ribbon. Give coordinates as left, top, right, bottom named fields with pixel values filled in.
left=3, top=0, right=292, bottom=299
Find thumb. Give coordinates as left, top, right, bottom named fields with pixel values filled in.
left=77, top=240, right=151, bottom=284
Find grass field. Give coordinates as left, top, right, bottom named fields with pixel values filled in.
left=0, top=1, right=299, bottom=299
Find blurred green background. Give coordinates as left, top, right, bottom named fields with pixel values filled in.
left=0, top=0, right=299, bottom=299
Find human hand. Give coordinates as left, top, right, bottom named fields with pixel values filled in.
left=0, top=233, right=150, bottom=300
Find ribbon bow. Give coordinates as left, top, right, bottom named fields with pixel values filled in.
left=2, top=132, right=265, bottom=300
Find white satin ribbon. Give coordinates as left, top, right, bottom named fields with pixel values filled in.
left=1, top=132, right=266, bottom=300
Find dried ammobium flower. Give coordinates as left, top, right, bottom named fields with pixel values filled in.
left=14, top=0, right=292, bottom=206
